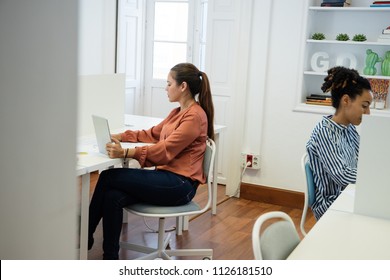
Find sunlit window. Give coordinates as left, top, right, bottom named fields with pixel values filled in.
left=198, top=1, right=208, bottom=70
left=153, top=2, right=189, bottom=79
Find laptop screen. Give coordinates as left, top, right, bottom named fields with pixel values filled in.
left=92, top=115, right=111, bottom=155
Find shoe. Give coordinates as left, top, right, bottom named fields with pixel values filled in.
left=88, top=237, right=94, bottom=250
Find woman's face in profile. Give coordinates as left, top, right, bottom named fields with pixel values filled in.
left=344, top=89, right=372, bottom=126
left=165, top=72, right=182, bottom=103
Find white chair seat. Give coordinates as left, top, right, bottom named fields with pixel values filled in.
left=128, top=202, right=200, bottom=215
left=252, top=211, right=300, bottom=260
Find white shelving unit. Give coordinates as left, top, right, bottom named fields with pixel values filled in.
left=295, top=0, right=390, bottom=116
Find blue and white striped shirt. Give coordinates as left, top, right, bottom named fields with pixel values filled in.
left=306, top=115, right=359, bottom=220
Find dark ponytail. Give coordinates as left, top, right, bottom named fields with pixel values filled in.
left=170, top=63, right=215, bottom=140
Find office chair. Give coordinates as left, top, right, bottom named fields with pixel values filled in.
left=300, top=153, right=316, bottom=236
left=120, top=138, right=215, bottom=260
left=252, top=211, right=301, bottom=260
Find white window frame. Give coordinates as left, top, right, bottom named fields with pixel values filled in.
left=142, top=0, right=207, bottom=115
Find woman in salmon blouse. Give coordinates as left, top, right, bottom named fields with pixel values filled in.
left=88, top=63, right=215, bottom=260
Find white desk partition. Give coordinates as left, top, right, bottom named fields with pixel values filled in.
left=354, top=115, right=390, bottom=220
left=78, top=74, right=125, bottom=137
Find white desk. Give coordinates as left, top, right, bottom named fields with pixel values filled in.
left=288, top=184, right=390, bottom=259
left=328, top=184, right=355, bottom=213
left=288, top=210, right=390, bottom=259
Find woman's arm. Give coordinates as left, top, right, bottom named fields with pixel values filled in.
left=134, top=111, right=206, bottom=167
left=111, top=133, right=122, bottom=142
left=119, top=114, right=174, bottom=143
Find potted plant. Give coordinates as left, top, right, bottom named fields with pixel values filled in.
left=382, top=51, right=390, bottom=76
left=352, top=34, right=367, bottom=42
left=336, top=33, right=349, bottom=41
left=363, top=49, right=382, bottom=75
left=311, top=33, right=325, bottom=40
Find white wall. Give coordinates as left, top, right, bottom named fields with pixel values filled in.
left=242, top=0, right=324, bottom=192
left=0, top=0, right=78, bottom=259
left=79, top=0, right=116, bottom=75
left=78, top=0, right=123, bottom=138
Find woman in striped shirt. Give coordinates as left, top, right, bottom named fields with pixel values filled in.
left=307, top=66, right=372, bottom=220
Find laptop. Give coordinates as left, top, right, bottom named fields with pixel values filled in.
left=92, top=115, right=112, bottom=155
left=354, top=114, right=390, bottom=220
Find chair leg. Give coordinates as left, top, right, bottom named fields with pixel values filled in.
left=120, top=216, right=213, bottom=260
left=119, top=242, right=156, bottom=254
left=183, top=216, right=189, bottom=231
left=176, top=216, right=183, bottom=235
left=156, top=218, right=167, bottom=257
left=166, top=249, right=213, bottom=259
left=120, top=217, right=172, bottom=259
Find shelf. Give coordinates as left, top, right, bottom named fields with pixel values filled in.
left=297, top=1, right=390, bottom=116
left=304, top=71, right=390, bottom=80
left=294, top=103, right=390, bottom=117
left=307, top=39, right=390, bottom=46
left=304, top=71, right=327, bottom=76
left=309, top=7, right=390, bottom=12
left=294, top=103, right=334, bottom=115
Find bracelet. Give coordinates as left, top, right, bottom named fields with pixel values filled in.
left=124, top=148, right=129, bottom=159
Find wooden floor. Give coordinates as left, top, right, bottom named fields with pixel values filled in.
left=85, top=172, right=316, bottom=260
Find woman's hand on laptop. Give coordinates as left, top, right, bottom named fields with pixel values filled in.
left=106, top=138, right=124, bottom=158
left=111, top=133, right=122, bottom=142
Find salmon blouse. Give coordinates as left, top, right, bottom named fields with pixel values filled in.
left=121, top=103, right=208, bottom=183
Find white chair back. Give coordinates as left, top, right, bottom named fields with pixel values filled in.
left=300, top=153, right=316, bottom=236
left=252, top=211, right=300, bottom=260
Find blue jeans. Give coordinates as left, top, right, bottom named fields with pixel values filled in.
left=88, top=168, right=198, bottom=259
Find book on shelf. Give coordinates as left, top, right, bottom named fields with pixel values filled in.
left=383, top=27, right=390, bottom=34
left=306, top=94, right=331, bottom=99
left=377, top=38, right=390, bottom=43
left=306, top=94, right=332, bottom=106
left=306, top=100, right=332, bottom=106
left=321, top=0, right=351, bottom=7
left=373, top=1, right=390, bottom=4
left=321, top=2, right=347, bottom=7
left=377, top=32, right=390, bottom=42
left=370, top=4, right=390, bottom=7
left=322, top=0, right=348, bottom=2
left=378, top=34, right=390, bottom=39
left=321, top=0, right=349, bottom=2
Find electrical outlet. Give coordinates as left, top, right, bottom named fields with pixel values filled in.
left=241, top=153, right=260, bottom=169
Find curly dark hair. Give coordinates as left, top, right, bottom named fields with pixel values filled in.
left=321, top=66, right=371, bottom=109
